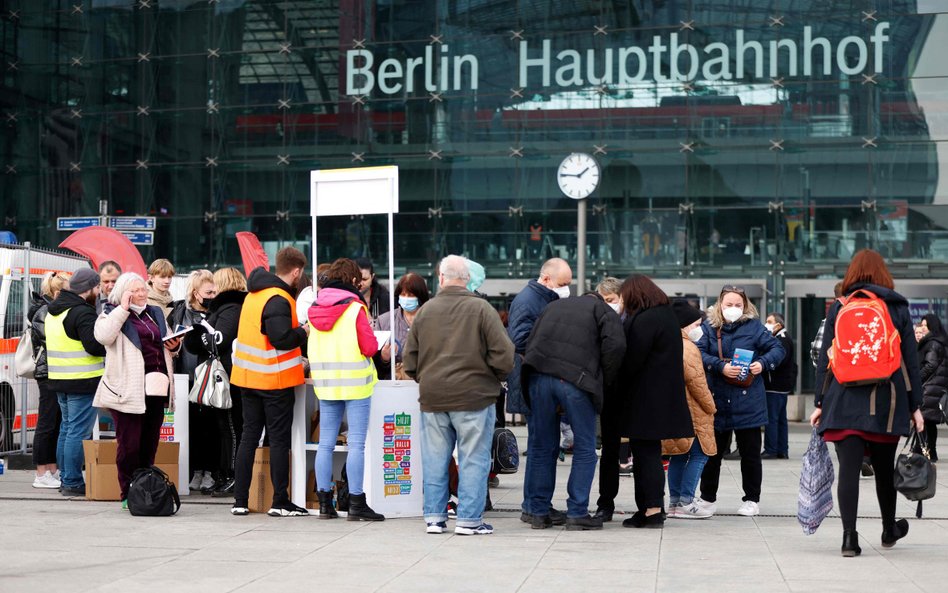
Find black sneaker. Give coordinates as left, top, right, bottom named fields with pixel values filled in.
left=565, top=514, right=604, bottom=531
left=267, top=502, right=309, bottom=517
left=593, top=507, right=614, bottom=522
left=212, top=478, right=236, bottom=498
left=231, top=505, right=250, bottom=516
left=61, top=485, right=86, bottom=497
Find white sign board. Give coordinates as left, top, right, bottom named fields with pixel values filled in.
left=310, top=166, right=399, bottom=217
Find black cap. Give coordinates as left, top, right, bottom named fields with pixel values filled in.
left=672, top=299, right=702, bottom=328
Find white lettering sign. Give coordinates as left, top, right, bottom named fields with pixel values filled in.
left=345, top=23, right=891, bottom=96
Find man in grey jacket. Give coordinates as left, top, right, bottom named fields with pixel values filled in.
left=403, top=255, right=514, bottom=536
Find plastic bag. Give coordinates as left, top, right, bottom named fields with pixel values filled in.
left=797, top=429, right=835, bottom=535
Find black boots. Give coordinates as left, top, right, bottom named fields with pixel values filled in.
left=347, top=493, right=384, bottom=522
left=882, top=519, right=909, bottom=548
left=316, top=490, right=338, bottom=519
left=841, top=530, right=861, bottom=557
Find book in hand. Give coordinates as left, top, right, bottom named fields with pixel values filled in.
left=732, top=348, right=754, bottom=382
left=163, top=325, right=193, bottom=342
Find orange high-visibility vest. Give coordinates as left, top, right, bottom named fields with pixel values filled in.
left=231, top=287, right=305, bottom=390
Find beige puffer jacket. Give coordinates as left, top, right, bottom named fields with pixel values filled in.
left=662, top=330, right=717, bottom=456
left=93, top=305, right=176, bottom=414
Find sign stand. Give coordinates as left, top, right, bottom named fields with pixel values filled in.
left=289, top=166, right=423, bottom=517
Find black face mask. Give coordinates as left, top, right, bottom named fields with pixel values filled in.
left=201, top=298, right=214, bottom=309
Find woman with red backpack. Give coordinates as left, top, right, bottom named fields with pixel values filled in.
left=811, top=249, right=925, bottom=557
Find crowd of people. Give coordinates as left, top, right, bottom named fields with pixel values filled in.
left=24, top=247, right=934, bottom=552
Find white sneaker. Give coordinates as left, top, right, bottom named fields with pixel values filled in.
left=693, top=497, right=716, bottom=515
left=199, top=473, right=216, bottom=491
left=32, top=471, right=61, bottom=489
left=737, top=500, right=760, bottom=517
left=52, top=470, right=61, bottom=482
left=673, top=501, right=713, bottom=519
left=189, top=471, right=204, bottom=491
left=666, top=503, right=681, bottom=517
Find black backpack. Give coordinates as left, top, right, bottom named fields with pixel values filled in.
left=491, top=428, right=520, bottom=474
left=127, top=466, right=181, bottom=516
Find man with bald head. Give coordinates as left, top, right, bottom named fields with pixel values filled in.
left=403, top=255, right=514, bottom=535
left=506, top=257, right=573, bottom=524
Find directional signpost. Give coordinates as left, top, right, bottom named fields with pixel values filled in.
left=58, top=214, right=156, bottom=245
left=56, top=217, right=101, bottom=231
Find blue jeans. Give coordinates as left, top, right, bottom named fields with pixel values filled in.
left=56, top=393, right=96, bottom=488
left=421, top=406, right=495, bottom=528
left=764, top=391, right=789, bottom=456
left=316, top=397, right=371, bottom=495
left=667, top=438, right=709, bottom=505
left=526, top=373, right=598, bottom=518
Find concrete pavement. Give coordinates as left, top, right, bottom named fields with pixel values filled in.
left=1, top=422, right=946, bottom=593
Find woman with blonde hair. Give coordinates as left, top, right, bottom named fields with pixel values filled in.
left=173, top=269, right=220, bottom=493
left=30, top=272, right=70, bottom=488
left=695, top=285, right=784, bottom=518
left=185, top=267, right=248, bottom=496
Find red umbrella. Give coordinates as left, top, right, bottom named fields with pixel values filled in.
left=236, top=231, right=269, bottom=277
left=59, top=226, right=147, bottom=278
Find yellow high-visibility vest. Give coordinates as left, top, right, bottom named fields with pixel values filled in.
left=231, top=287, right=305, bottom=390
left=46, top=310, right=104, bottom=381
left=309, top=301, right=377, bottom=400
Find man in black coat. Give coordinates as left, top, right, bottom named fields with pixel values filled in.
left=521, top=292, right=626, bottom=530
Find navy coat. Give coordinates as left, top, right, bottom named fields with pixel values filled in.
left=506, top=280, right=559, bottom=413
left=697, top=314, right=785, bottom=431
left=814, top=283, right=923, bottom=437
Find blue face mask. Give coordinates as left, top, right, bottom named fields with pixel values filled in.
left=399, top=296, right=419, bottom=312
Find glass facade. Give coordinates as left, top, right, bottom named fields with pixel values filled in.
left=2, top=0, right=948, bottom=293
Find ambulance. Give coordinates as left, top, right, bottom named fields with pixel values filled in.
left=0, top=243, right=91, bottom=452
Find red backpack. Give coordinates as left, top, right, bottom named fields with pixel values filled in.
left=829, top=289, right=902, bottom=385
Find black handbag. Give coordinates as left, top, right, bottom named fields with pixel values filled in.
left=894, top=431, right=936, bottom=518
left=127, top=466, right=181, bottom=516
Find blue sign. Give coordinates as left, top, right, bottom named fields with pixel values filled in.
left=121, top=231, right=154, bottom=245
left=109, top=216, right=156, bottom=230
left=56, top=217, right=101, bottom=231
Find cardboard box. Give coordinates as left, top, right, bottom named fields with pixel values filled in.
left=248, top=447, right=291, bottom=513
left=306, top=470, right=318, bottom=510
left=82, top=440, right=180, bottom=501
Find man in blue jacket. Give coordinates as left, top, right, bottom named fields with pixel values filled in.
left=506, top=258, right=571, bottom=523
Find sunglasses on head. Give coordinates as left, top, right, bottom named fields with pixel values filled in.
left=720, top=285, right=746, bottom=296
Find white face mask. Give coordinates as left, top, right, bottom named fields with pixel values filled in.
left=722, top=306, right=743, bottom=323
left=608, top=302, right=622, bottom=314
left=764, top=323, right=775, bottom=333
left=554, top=285, right=571, bottom=299
left=687, top=326, right=704, bottom=343
left=129, top=303, right=146, bottom=314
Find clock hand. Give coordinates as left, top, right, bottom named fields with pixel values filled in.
left=559, top=173, right=579, bottom=178
left=576, top=167, right=590, bottom=178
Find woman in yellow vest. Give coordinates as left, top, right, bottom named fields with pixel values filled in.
left=309, top=258, right=383, bottom=521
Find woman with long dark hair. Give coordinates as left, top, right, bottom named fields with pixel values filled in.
left=916, top=313, right=946, bottom=461
left=615, top=275, right=693, bottom=528
left=812, top=249, right=924, bottom=557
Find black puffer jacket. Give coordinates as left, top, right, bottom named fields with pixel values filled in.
left=918, top=332, right=948, bottom=423
left=28, top=293, right=51, bottom=383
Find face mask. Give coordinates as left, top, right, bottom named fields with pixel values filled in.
left=201, top=298, right=214, bottom=309
left=722, top=306, right=743, bottom=323
left=608, top=302, right=622, bottom=314
left=687, top=326, right=704, bottom=343
left=399, top=296, right=419, bottom=312
left=130, top=303, right=146, bottom=314
left=554, top=285, right=571, bottom=299
left=764, top=323, right=775, bottom=333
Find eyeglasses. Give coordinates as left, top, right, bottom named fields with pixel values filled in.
left=720, top=285, right=746, bottom=295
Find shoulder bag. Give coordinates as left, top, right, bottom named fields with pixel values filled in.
left=188, top=331, right=232, bottom=409
left=14, top=326, right=39, bottom=379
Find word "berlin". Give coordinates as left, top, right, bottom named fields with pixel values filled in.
left=346, top=23, right=890, bottom=96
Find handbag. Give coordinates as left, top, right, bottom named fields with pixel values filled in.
left=939, top=388, right=948, bottom=425
left=14, top=327, right=39, bottom=379
left=894, top=431, right=937, bottom=518
left=717, top=329, right=754, bottom=388
left=189, top=354, right=232, bottom=409
left=797, top=429, right=834, bottom=535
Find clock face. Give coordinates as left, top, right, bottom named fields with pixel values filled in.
left=557, top=153, right=600, bottom=200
